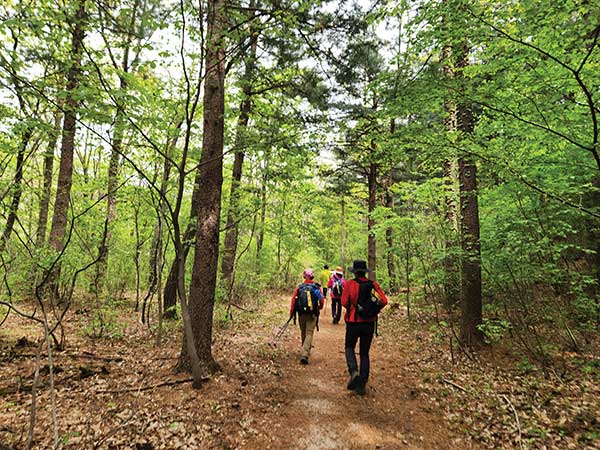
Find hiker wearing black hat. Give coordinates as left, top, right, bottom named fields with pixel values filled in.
left=341, top=260, right=388, bottom=395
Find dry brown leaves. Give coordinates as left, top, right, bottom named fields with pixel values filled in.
left=380, top=308, right=600, bottom=450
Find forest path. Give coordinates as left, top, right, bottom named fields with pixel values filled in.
left=0, top=292, right=472, bottom=449
left=258, top=295, right=464, bottom=450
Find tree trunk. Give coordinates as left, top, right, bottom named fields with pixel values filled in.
left=276, top=191, right=287, bottom=268
left=1, top=27, right=34, bottom=253
left=220, top=22, right=258, bottom=289
left=94, top=107, right=123, bottom=293
left=0, top=127, right=32, bottom=253
left=36, top=109, right=62, bottom=248
left=340, top=196, right=346, bottom=270
left=48, top=0, right=86, bottom=254
left=94, top=0, right=141, bottom=292
left=178, top=0, right=226, bottom=374
left=143, top=157, right=171, bottom=323
left=442, top=45, right=460, bottom=309
left=384, top=176, right=397, bottom=293
left=367, top=161, right=377, bottom=279
left=457, top=100, right=483, bottom=346
left=255, top=160, right=268, bottom=266
left=162, top=150, right=199, bottom=319
left=443, top=159, right=460, bottom=307
left=221, top=144, right=246, bottom=285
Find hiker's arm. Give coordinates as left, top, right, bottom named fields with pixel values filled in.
left=290, top=288, right=298, bottom=317
left=341, top=282, right=350, bottom=308
left=373, top=281, right=388, bottom=307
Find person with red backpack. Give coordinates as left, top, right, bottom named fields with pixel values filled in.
left=341, top=260, right=388, bottom=395
left=290, top=268, right=324, bottom=365
left=327, top=266, right=345, bottom=324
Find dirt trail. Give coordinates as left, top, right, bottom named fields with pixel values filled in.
left=257, top=299, right=464, bottom=450
left=0, top=294, right=470, bottom=449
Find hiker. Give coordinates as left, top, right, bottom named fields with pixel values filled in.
left=327, top=266, right=345, bottom=324
left=341, top=260, right=388, bottom=395
left=319, top=265, right=331, bottom=299
left=290, top=268, right=324, bottom=365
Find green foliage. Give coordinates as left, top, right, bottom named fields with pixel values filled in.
left=83, top=297, right=127, bottom=339
left=477, top=319, right=511, bottom=345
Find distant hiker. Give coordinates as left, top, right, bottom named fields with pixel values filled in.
left=327, top=266, right=345, bottom=324
left=341, top=260, right=388, bottom=395
left=319, top=265, right=331, bottom=298
left=290, top=268, right=324, bottom=365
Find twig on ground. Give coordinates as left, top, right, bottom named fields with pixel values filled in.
left=11, top=352, right=124, bottom=363
left=229, top=303, right=255, bottom=312
left=500, top=394, right=524, bottom=450
left=96, top=377, right=196, bottom=394
left=441, top=378, right=470, bottom=394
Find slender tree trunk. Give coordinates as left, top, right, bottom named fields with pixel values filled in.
left=221, top=144, right=246, bottom=284
left=0, top=127, right=32, bottom=253
left=179, top=0, right=226, bottom=374
left=162, top=149, right=199, bottom=319
left=589, top=175, right=600, bottom=323
left=405, top=227, right=411, bottom=321
left=367, top=161, right=378, bottom=279
left=1, top=27, right=34, bottom=253
left=340, top=196, right=346, bottom=270
left=255, top=160, right=268, bottom=266
left=133, top=203, right=142, bottom=311
left=36, top=109, right=62, bottom=248
left=220, top=20, right=258, bottom=289
left=143, top=157, right=171, bottom=323
left=94, top=108, right=123, bottom=292
left=48, top=0, right=86, bottom=254
left=384, top=180, right=397, bottom=293
left=442, top=45, right=460, bottom=309
left=456, top=49, right=483, bottom=345
left=459, top=153, right=483, bottom=346
left=276, top=191, right=287, bottom=268
left=94, top=0, right=144, bottom=293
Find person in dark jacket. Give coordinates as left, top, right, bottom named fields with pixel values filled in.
left=290, top=268, right=324, bottom=365
left=341, top=260, right=388, bottom=395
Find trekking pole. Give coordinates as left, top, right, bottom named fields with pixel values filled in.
left=271, top=315, right=294, bottom=345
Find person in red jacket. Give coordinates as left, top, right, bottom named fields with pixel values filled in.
left=341, top=260, right=388, bottom=395
left=290, top=268, right=324, bottom=365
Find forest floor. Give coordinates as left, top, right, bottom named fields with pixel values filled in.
left=1, top=292, right=599, bottom=449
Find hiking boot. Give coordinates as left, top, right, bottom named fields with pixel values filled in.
left=355, top=378, right=366, bottom=396
left=300, top=356, right=308, bottom=365
left=347, top=371, right=361, bottom=390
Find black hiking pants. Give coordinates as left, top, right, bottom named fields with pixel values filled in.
left=331, top=298, right=341, bottom=323
left=344, top=321, right=375, bottom=385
